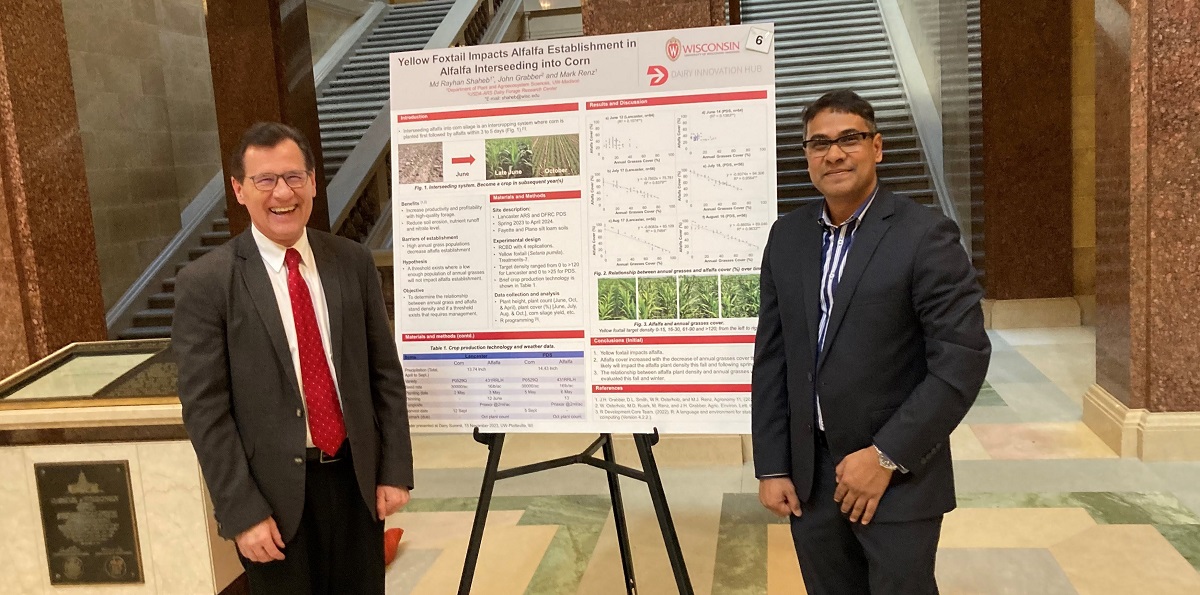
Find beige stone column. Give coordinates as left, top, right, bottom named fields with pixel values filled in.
left=0, top=2, right=107, bottom=378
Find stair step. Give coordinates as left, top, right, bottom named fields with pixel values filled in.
left=132, top=309, right=174, bottom=328
left=201, top=231, right=231, bottom=246
left=188, top=246, right=216, bottom=261
left=148, top=292, right=176, bottom=309
left=118, top=326, right=173, bottom=340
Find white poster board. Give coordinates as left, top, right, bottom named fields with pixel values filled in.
left=390, top=24, right=776, bottom=434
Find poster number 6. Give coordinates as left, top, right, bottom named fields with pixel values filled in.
left=746, top=27, right=773, bottom=54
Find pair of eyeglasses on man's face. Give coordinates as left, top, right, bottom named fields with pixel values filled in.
left=246, top=170, right=310, bottom=191
left=801, top=131, right=877, bottom=157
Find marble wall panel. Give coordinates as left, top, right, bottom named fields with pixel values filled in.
left=582, top=0, right=725, bottom=36
left=1141, top=0, right=1200, bottom=411
left=1093, top=0, right=1133, bottom=405
left=24, top=443, right=156, bottom=594
left=206, top=0, right=329, bottom=237
left=979, top=0, right=1074, bottom=300
left=0, top=448, right=44, bottom=594
left=137, top=441, right=213, bottom=594
left=0, top=2, right=107, bottom=378
left=0, top=441, right=216, bottom=594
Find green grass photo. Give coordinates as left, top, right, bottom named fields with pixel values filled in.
left=720, top=274, right=760, bottom=318
left=679, top=275, right=719, bottom=319
left=637, top=276, right=678, bottom=320
left=597, top=278, right=637, bottom=321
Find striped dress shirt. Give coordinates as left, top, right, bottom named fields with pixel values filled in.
left=814, top=186, right=879, bottom=431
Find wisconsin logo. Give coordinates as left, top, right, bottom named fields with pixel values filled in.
left=666, top=37, right=682, bottom=61
left=647, top=65, right=669, bottom=86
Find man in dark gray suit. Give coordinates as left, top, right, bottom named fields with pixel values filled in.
left=173, top=122, right=412, bottom=594
left=752, top=90, right=990, bottom=594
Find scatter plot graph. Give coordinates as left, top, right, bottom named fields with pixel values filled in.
left=678, top=105, right=768, bottom=157
left=585, top=98, right=775, bottom=270
left=680, top=218, right=767, bottom=264
left=587, top=112, right=674, bottom=161
left=591, top=221, right=676, bottom=267
left=679, top=165, right=770, bottom=206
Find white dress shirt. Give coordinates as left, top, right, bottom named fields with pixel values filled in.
left=250, top=225, right=343, bottom=448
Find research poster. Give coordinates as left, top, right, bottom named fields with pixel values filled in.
left=390, top=24, right=777, bottom=433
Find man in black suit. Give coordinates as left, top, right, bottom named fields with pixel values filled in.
left=173, top=122, right=413, bottom=594
left=751, top=90, right=990, bottom=593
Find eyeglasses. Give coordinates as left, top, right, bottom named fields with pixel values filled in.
left=801, top=131, right=877, bottom=157
left=246, top=170, right=310, bottom=191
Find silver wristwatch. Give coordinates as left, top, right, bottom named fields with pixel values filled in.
left=874, top=445, right=899, bottom=471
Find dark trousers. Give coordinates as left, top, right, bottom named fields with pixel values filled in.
left=789, top=433, right=942, bottom=595
left=239, top=445, right=385, bottom=595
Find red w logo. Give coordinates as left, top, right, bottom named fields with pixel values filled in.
left=666, top=37, right=682, bottom=61
left=647, top=65, right=669, bottom=86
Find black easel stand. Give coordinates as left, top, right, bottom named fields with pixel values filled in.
left=457, top=428, right=694, bottom=595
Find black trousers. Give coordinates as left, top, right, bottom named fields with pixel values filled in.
left=239, top=444, right=385, bottom=595
left=789, top=433, right=942, bottom=595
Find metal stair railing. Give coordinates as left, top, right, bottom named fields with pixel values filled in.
left=107, top=0, right=469, bottom=340
left=334, top=0, right=516, bottom=247
left=740, top=0, right=943, bottom=214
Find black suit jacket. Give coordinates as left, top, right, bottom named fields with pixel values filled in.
left=173, top=229, right=413, bottom=541
left=751, top=188, right=989, bottom=522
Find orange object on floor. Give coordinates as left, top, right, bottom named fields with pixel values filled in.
left=384, top=528, right=405, bottom=566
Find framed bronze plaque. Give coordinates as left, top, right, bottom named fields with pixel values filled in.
left=34, top=461, right=143, bottom=585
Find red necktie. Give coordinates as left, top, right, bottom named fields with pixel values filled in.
left=285, top=248, right=346, bottom=455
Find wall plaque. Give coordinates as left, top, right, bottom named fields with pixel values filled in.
left=35, top=461, right=143, bottom=585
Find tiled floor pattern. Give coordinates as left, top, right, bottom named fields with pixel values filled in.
left=385, top=329, right=1200, bottom=593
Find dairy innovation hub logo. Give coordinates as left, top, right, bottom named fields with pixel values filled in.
left=647, top=65, right=669, bottom=86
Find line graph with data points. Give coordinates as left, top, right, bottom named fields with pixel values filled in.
left=585, top=98, right=775, bottom=270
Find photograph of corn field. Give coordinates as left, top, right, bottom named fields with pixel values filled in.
left=597, top=278, right=637, bottom=321
left=532, top=134, right=580, bottom=177
left=486, top=137, right=533, bottom=179
left=485, top=135, right=580, bottom=180
left=678, top=275, right=719, bottom=319
left=637, top=276, right=678, bottom=320
left=396, top=142, right=443, bottom=183
left=720, top=274, right=760, bottom=318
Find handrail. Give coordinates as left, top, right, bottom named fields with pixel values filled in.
left=328, top=110, right=391, bottom=239
left=427, top=0, right=489, bottom=48
left=329, top=0, right=508, bottom=244
left=481, top=0, right=524, bottom=44
left=105, top=3, right=383, bottom=337
left=315, top=1, right=389, bottom=94
left=104, top=176, right=225, bottom=336
left=875, top=0, right=963, bottom=242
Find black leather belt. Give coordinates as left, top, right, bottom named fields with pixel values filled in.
left=305, top=443, right=346, bottom=463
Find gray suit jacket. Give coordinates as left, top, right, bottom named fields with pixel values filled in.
left=173, top=229, right=412, bottom=541
left=751, top=188, right=990, bottom=522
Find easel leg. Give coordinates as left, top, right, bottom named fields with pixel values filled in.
left=601, top=434, right=638, bottom=594
left=458, top=431, right=505, bottom=595
left=634, top=432, right=694, bottom=595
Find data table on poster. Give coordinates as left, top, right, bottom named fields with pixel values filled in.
left=402, top=351, right=586, bottom=422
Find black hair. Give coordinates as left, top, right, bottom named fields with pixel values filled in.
left=802, top=90, right=878, bottom=136
left=228, top=122, right=315, bottom=180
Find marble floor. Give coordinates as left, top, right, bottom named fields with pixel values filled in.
left=386, top=328, right=1200, bottom=594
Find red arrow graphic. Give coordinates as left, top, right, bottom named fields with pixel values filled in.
left=647, top=65, right=669, bottom=86
left=451, top=155, right=475, bottom=165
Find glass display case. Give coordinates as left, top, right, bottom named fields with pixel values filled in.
left=0, top=339, right=177, bottom=410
